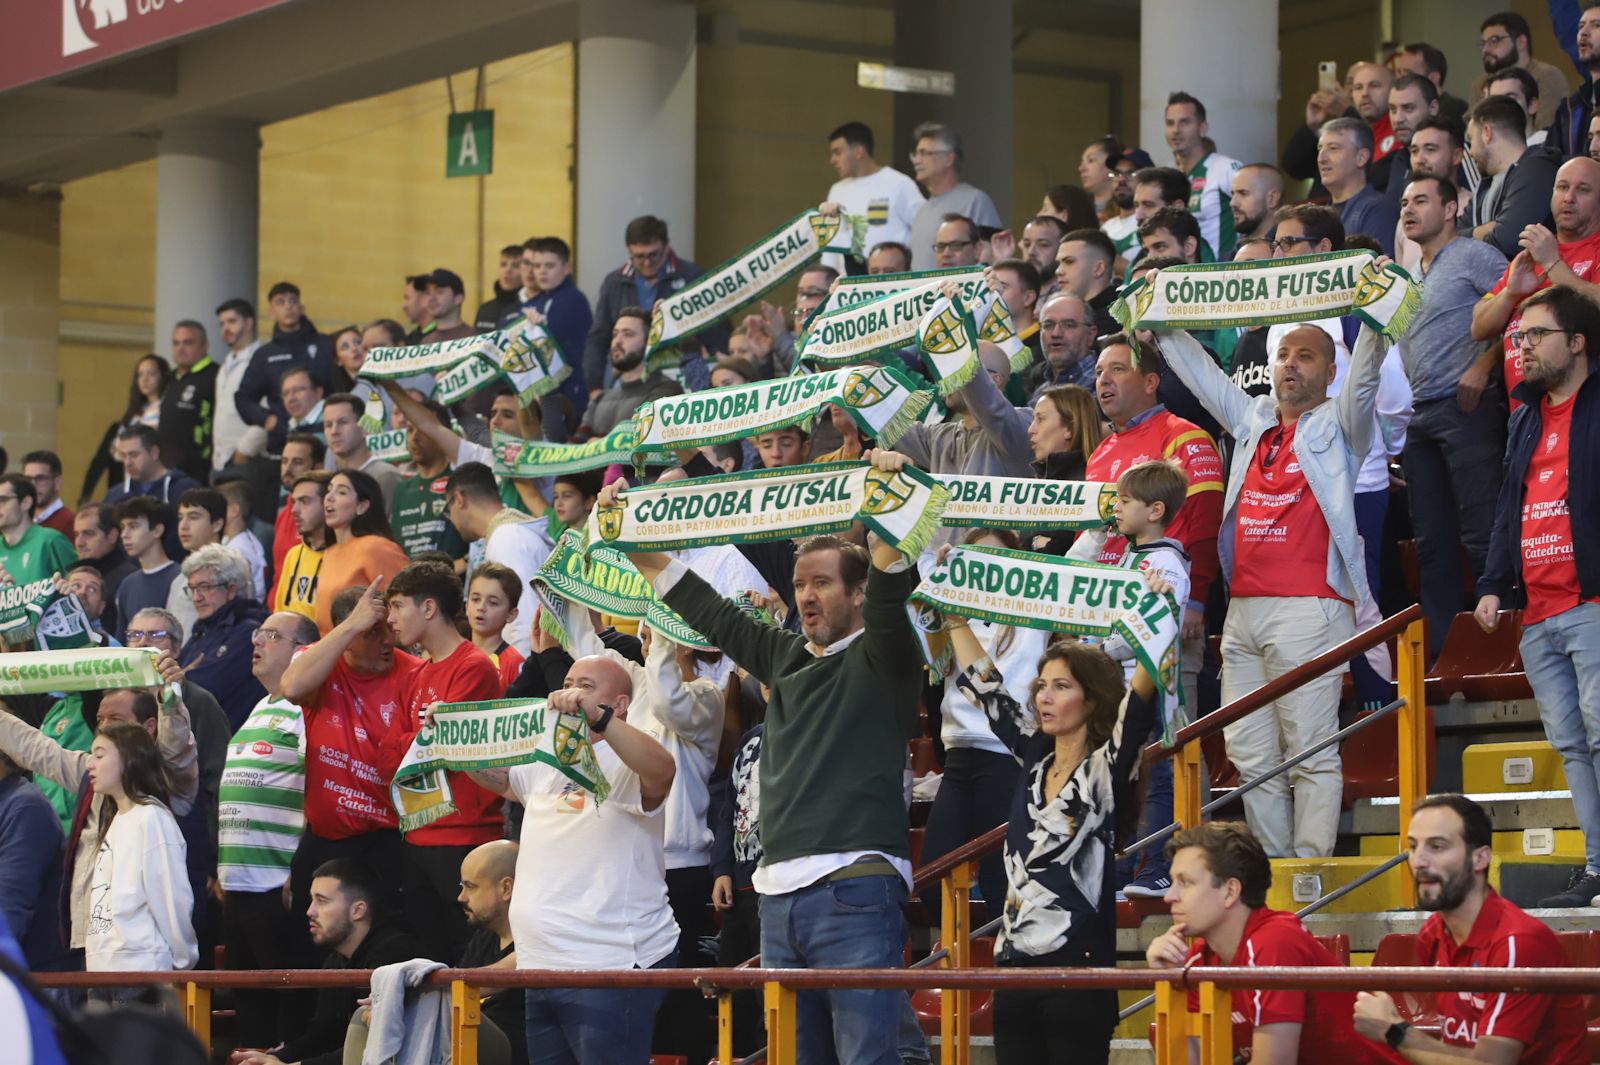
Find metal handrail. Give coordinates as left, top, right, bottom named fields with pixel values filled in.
left=1143, top=602, right=1423, bottom=763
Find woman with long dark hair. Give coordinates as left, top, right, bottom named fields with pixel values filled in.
left=85, top=721, right=197, bottom=975
left=312, top=469, right=408, bottom=634
left=81, top=354, right=173, bottom=502
left=943, top=574, right=1163, bottom=1065
left=1040, top=183, right=1100, bottom=232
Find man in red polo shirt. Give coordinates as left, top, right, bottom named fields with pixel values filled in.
left=1354, top=794, right=1588, bottom=1064
left=1072, top=331, right=1222, bottom=894
left=377, top=560, right=504, bottom=964
left=1471, top=156, right=1600, bottom=407
left=279, top=580, right=422, bottom=937
left=1148, top=821, right=1391, bottom=1065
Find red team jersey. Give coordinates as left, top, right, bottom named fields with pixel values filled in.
left=1083, top=409, right=1224, bottom=603
left=300, top=649, right=423, bottom=839
left=1185, top=908, right=1392, bottom=1065
left=490, top=642, right=525, bottom=693
left=379, top=640, right=507, bottom=847
left=1520, top=393, right=1600, bottom=624
left=1230, top=421, right=1344, bottom=600
left=1486, top=230, right=1600, bottom=406
left=1415, top=891, right=1588, bottom=1065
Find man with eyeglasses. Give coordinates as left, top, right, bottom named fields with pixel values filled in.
left=0, top=473, right=77, bottom=604
left=933, top=213, right=983, bottom=268
left=1102, top=148, right=1152, bottom=255
left=907, top=121, right=1000, bottom=271
left=1476, top=10, right=1571, bottom=130
left=178, top=543, right=269, bottom=729
left=1026, top=292, right=1099, bottom=397
left=1474, top=286, right=1600, bottom=908
left=1397, top=175, right=1511, bottom=658
left=1157, top=295, right=1394, bottom=861
left=216, top=608, right=323, bottom=1048
left=20, top=451, right=73, bottom=539
left=1472, top=156, right=1600, bottom=408
left=582, top=215, right=715, bottom=401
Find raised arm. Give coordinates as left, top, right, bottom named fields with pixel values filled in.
left=280, top=578, right=387, bottom=704
left=641, top=627, right=725, bottom=750
left=1333, top=323, right=1386, bottom=462
left=551, top=686, right=676, bottom=811
left=379, top=380, right=470, bottom=465
left=960, top=344, right=1033, bottom=458
left=0, top=704, right=88, bottom=791
left=947, top=617, right=1034, bottom=762
left=1155, top=330, right=1255, bottom=438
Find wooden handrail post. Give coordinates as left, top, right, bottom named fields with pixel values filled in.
left=718, top=991, right=733, bottom=1065
left=1174, top=740, right=1204, bottom=828
left=1154, top=979, right=1187, bottom=1065
left=1396, top=617, right=1427, bottom=908
left=940, top=861, right=973, bottom=1065
left=182, top=981, right=211, bottom=1051
left=451, top=979, right=481, bottom=1065
left=765, top=981, right=797, bottom=1065
left=1197, top=982, right=1232, bottom=1065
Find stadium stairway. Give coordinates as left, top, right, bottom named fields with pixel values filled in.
left=899, top=599, right=1600, bottom=1065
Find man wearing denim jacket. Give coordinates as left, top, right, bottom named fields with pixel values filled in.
left=1474, top=285, right=1600, bottom=908
left=1156, top=317, right=1390, bottom=858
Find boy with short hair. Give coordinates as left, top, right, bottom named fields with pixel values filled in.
left=752, top=426, right=810, bottom=470
left=379, top=560, right=506, bottom=964
left=216, top=478, right=268, bottom=599
left=548, top=471, right=602, bottom=535
left=1147, top=821, right=1392, bottom=1065
left=176, top=488, right=226, bottom=554
left=465, top=562, right=524, bottom=692
left=113, top=497, right=179, bottom=644
left=1074, top=459, right=1191, bottom=898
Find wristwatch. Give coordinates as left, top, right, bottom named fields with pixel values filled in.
left=1386, top=1021, right=1411, bottom=1050
left=591, top=703, right=615, bottom=734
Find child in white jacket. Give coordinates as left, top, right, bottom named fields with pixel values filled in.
left=86, top=722, right=197, bottom=975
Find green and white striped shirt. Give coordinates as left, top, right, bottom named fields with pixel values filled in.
left=217, top=695, right=307, bottom=893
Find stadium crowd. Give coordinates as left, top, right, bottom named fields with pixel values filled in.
left=4, top=10, right=1600, bottom=1065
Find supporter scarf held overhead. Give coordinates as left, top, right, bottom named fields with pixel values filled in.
left=799, top=268, right=991, bottom=366
left=391, top=697, right=609, bottom=833
left=909, top=544, right=1185, bottom=746
left=0, top=647, right=163, bottom=696
left=1109, top=251, right=1422, bottom=340
left=432, top=318, right=573, bottom=406
left=813, top=265, right=987, bottom=319
left=588, top=460, right=950, bottom=559
left=645, top=209, right=866, bottom=357
left=629, top=363, right=931, bottom=455
left=938, top=474, right=1117, bottom=532
left=532, top=529, right=711, bottom=650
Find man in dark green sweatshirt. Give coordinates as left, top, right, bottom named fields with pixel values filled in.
left=618, top=501, right=926, bottom=1065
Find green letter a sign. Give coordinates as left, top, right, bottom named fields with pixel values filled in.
left=447, top=110, right=494, bottom=178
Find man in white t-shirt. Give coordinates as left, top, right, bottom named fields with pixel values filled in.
left=823, top=121, right=925, bottom=275
left=464, top=654, right=678, bottom=1065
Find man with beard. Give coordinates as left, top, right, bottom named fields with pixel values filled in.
left=1352, top=795, right=1588, bottom=1063
left=1475, top=285, right=1600, bottom=909
left=1549, top=4, right=1600, bottom=158
left=1102, top=148, right=1150, bottom=256
left=239, top=859, right=426, bottom=1065
left=1383, top=74, right=1440, bottom=204
left=1229, top=164, right=1285, bottom=245
left=1167, top=91, right=1241, bottom=259
left=1471, top=156, right=1600, bottom=401
left=1466, top=96, right=1558, bottom=261
left=1477, top=11, right=1571, bottom=129
left=576, top=306, right=682, bottom=438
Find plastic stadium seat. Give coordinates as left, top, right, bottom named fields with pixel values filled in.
left=1341, top=704, right=1436, bottom=807
left=910, top=737, right=940, bottom=777
left=913, top=936, right=997, bottom=1037
left=1425, top=611, right=1531, bottom=703
left=1313, top=933, right=1350, bottom=965
left=1373, top=934, right=1440, bottom=1025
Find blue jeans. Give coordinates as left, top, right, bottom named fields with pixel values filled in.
left=1522, top=603, right=1600, bottom=872
left=760, top=873, right=918, bottom=1065
left=524, top=951, right=675, bottom=1065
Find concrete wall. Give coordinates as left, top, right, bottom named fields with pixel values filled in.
left=0, top=192, right=62, bottom=468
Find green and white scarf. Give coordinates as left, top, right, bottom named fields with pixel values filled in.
left=589, top=460, right=949, bottom=559
left=0, top=579, right=63, bottom=643
left=812, top=266, right=987, bottom=319
left=0, top=647, right=163, bottom=696
left=359, top=329, right=498, bottom=380
left=1109, top=251, right=1422, bottom=340
left=798, top=268, right=991, bottom=366
left=390, top=697, right=609, bottom=833
left=939, top=475, right=1117, bottom=532
left=647, top=209, right=865, bottom=356
left=910, top=544, right=1185, bottom=745
left=973, top=291, right=1028, bottom=372
left=532, top=529, right=710, bottom=650
left=630, top=363, right=931, bottom=454
left=491, top=425, right=639, bottom=478
left=434, top=354, right=506, bottom=405
left=366, top=428, right=409, bottom=463
left=494, top=317, right=573, bottom=404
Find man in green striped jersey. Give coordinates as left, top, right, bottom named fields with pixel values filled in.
left=1166, top=91, right=1242, bottom=261
left=218, top=609, right=322, bottom=1048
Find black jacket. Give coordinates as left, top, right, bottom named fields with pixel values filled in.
left=279, top=922, right=428, bottom=1065
left=473, top=283, right=521, bottom=332
left=1473, top=144, right=1560, bottom=260
left=236, top=318, right=333, bottom=453
left=1479, top=363, right=1600, bottom=605
left=159, top=359, right=218, bottom=482
left=1548, top=81, right=1600, bottom=160
left=581, top=251, right=726, bottom=389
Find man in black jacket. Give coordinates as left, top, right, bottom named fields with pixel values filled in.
left=240, top=858, right=428, bottom=1065
left=473, top=244, right=524, bottom=331
left=1475, top=285, right=1600, bottom=907
left=235, top=281, right=333, bottom=455
left=1468, top=95, right=1559, bottom=260
left=160, top=319, right=218, bottom=482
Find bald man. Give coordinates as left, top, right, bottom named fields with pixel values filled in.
left=1282, top=61, right=1399, bottom=194
left=1157, top=306, right=1391, bottom=860
left=456, top=840, right=524, bottom=1065
left=1231, top=165, right=1286, bottom=244
left=464, top=653, right=679, bottom=1064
